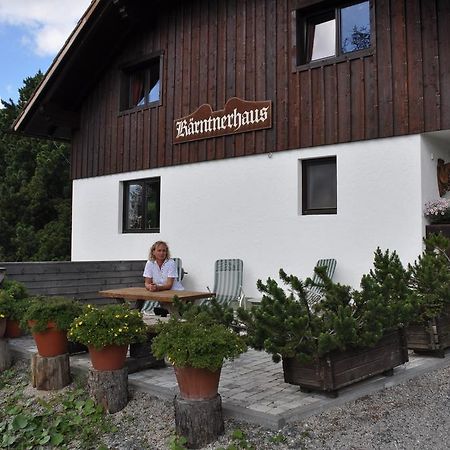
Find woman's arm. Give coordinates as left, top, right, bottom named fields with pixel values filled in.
left=145, top=276, right=175, bottom=291
left=144, top=277, right=154, bottom=290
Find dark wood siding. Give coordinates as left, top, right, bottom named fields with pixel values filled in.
left=71, top=0, right=450, bottom=179
left=0, top=261, right=146, bottom=304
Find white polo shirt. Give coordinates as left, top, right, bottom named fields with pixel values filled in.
left=142, top=259, right=184, bottom=291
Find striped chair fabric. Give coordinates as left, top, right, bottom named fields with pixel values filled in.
left=141, top=257, right=184, bottom=314
left=307, top=258, right=337, bottom=305
left=204, top=258, right=244, bottom=307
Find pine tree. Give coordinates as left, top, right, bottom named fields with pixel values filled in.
left=238, top=248, right=416, bottom=362
left=0, top=73, right=71, bottom=261
left=408, top=234, right=450, bottom=322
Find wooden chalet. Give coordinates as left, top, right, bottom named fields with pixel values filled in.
left=13, top=0, right=450, bottom=295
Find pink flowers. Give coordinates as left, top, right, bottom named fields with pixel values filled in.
left=424, top=199, right=450, bottom=222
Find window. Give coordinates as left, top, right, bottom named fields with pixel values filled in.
left=297, top=1, right=371, bottom=66
left=120, top=57, right=161, bottom=111
left=302, top=157, right=337, bottom=215
left=123, top=177, right=160, bottom=232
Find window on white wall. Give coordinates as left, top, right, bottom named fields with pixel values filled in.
left=302, top=157, right=337, bottom=215
left=123, top=177, right=160, bottom=232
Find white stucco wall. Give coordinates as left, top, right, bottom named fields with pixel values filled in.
left=72, top=134, right=427, bottom=297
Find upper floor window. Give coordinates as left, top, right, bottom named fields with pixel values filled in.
left=297, top=1, right=371, bottom=66
left=123, top=177, right=160, bottom=233
left=120, top=56, right=161, bottom=112
left=302, top=157, right=337, bottom=215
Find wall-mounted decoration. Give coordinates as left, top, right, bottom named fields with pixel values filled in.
left=437, top=158, right=450, bottom=197
left=173, top=97, right=272, bottom=144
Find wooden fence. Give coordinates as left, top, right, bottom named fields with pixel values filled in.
left=0, top=260, right=146, bottom=304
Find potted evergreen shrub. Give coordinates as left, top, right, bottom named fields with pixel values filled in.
left=237, top=248, right=415, bottom=396
left=151, top=309, right=247, bottom=400
left=21, top=296, right=83, bottom=357
left=0, top=279, right=30, bottom=338
left=68, top=303, right=147, bottom=371
left=406, top=233, right=450, bottom=356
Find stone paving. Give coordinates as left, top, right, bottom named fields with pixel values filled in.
left=8, top=336, right=450, bottom=429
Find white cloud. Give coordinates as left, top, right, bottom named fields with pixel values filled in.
left=0, top=0, right=91, bottom=55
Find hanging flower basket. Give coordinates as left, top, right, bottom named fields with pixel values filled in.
left=424, top=199, right=450, bottom=224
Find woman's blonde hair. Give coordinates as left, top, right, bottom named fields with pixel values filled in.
left=148, top=241, right=171, bottom=261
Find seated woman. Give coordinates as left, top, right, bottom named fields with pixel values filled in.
left=142, top=241, right=184, bottom=315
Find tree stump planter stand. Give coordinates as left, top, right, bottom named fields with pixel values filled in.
left=406, top=307, right=450, bottom=358
left=282, top=328, right=409, bottom=397
left=31, top=353, right=71, bottom=390
left=0, top=338, right=12, bottom=372
left=88, top=367, right=128, bottom=413
left=174, top=394, right=224, bottom=449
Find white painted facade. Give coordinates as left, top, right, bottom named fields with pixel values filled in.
left=72, top=131, right=450, bottom=298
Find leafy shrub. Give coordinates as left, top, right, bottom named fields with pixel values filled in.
left=68, top=304, right=147, bottom=349
left=21, top=296, right=83, bottom=333
left=0, top=279, right=30, bottom=321
left=151, top=312, right=246, bottom=371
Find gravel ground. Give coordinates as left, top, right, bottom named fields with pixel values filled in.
left=2, top=359, right=450, bottom=449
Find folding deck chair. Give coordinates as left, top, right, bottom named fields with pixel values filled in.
left=306, top=258, right=337, bottom=305
left=204, top=258, right=244, bottom=308
left=141, top=257, right=185, bottom=314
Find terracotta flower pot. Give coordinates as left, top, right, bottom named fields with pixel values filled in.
left=174, top=366, right=221, bottom=400
left=5, top=319, right=22, bottom=338
left=29, top=321, right=69, bottom=357
left=88, top=344, right=129, bottom=371
left=0, top=318, right=6, bottom=338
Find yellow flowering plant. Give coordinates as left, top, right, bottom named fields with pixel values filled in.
left=68, top=303, right=147, bottom=349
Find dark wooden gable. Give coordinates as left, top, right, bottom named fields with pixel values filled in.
left=14, top=0, right=450, bottom=179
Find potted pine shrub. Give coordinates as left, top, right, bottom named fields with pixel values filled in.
left=406, top=233, right=450, bottom=356
left=68, top=304, right=147, bottom=371
left=0, top=279, right=30, bottom=338
left=237, top=248, right=415, bottom=396
left=21, top=296, right=83, bottom=357
left=151, top=309, right=246, bottom=400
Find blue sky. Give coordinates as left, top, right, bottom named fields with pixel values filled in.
left=0, top=0, right=90, bottom=105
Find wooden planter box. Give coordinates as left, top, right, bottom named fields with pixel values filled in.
left=406, top=305, right=450, bottom=357
left=282, top=328, right=408, bottom=397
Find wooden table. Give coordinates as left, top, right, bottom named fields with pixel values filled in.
left=98, top=287, right=214, bottom=314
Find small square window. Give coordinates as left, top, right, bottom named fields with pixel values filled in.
left=297, top=1, right=371, bottom=66
left=120, top=57, right=161, bottom=111
left=302, top=157, right=337, bottom=215
left=123, top=177, right=160, bottom=232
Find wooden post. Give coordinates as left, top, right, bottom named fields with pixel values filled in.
left=174, top=394, right=224, bottom=449
left=0, top=338, right=12, bottom=372
left=88, top=367, right=128, bottom=413
left=31, top=353, right=71, bottom=390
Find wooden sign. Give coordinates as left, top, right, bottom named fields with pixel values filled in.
left=173, top=97, right=272, bottom=144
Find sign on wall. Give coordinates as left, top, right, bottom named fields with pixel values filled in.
left=173, top=97, right=272, bottom=144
